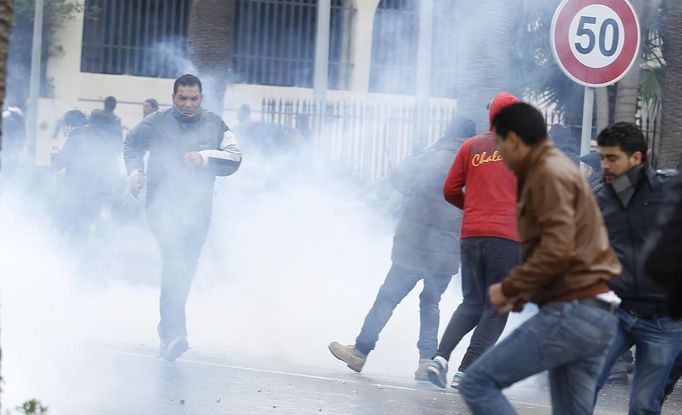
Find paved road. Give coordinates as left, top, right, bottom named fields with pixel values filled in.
left=3, top=211, right=682, bottom=414
left=23, top=342, right=677, bottom=415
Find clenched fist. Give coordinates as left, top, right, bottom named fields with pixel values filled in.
left=129, top=172, right=145, bottom=198
left=183, top=152, right=204, bottom=166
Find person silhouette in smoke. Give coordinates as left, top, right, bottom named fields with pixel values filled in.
left=143, top=98, right=159, bottom=118
left=52, top=109, right=121, bottom=251
left=329, top=116, right=473, bottom=380
left=102, top=96, right=122, bottom=128
left=124, top=74, right=242, bottom=361
left=1, top=105, right=26, bottom=176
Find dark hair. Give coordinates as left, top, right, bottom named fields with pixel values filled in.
left=144, top=98, right=159, bottom=110
left=63, top=109, right=87, bottom=128
left=492, top=102, right=547, bottom=146
left=596, top=122, right=647, bottom=162
left=104, top=96, right=117, bottom=111
left=174, top=74, right=202, bottom=94
left=89, top=109, right=110, bottom=125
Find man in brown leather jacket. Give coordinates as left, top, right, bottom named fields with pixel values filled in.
left=459, top=102, right=621, bottom=415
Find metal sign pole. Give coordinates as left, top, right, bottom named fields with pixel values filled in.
left=580, top=86, right=595, bottom=157
left=26, top=0, right=44, bottom=161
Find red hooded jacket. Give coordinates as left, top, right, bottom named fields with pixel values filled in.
left=443, top=92, right=520, bottom=241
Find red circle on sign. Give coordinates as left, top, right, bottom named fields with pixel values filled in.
left=551, top=0, right=640, bottom=87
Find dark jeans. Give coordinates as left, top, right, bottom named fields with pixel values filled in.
left=355, top=263, right=452, bottom=358
left=460, top=301, right=618, bottom=415
left=664, top=351, right=682, bottom=399
left=58, top=192, right=111, bottom=252
left=435, top=237, right=521, bottom=371
left=147, top=205, right=210, bottom=342
left=596, top=308, right=682, bottom=414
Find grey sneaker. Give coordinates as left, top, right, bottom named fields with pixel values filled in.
left=426, top=356, right=448, bottom=388
left=414, top=359, right=432, bottom=381
left=450, top=371, right=465, bottom=390
left=328, top=342, right=367, bottom=372
left=160, top=338, right=189, bottom=362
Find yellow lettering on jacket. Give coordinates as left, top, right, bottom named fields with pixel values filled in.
left=472, top=151, right=503, bottom=167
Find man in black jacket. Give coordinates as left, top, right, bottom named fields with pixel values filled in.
left=646, top=165, right=682, bottom=399
left=328, top=116, right=472, bottom=380
left=53, top=109, right=123, bottom=250
left=593, top=123, right=682, bottom=414
left=124, top=74, right=242, bottom=361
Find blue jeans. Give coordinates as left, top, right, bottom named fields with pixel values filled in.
left=596, top=308, right=682, bottom=414
left=147, top=204, right=210, bottom=342
left=664, top=351, right=682, bottom=399
left=355, top=263, right=452, bottom=358
left=460, top=301, right=617, bottom=415
left=435, top=237, right=521, bottom=370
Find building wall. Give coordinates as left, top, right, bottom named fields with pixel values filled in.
left=39, top=1, right=454, bottom=165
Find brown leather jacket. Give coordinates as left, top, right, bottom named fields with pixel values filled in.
left=501, top=140, right=621, bottom=305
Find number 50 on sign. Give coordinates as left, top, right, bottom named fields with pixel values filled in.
left=552, top=0, right=640, bottom=88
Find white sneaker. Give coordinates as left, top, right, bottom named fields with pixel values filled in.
left=160, top=338, right=189, bottom=362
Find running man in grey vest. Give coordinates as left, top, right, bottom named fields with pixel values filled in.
left=124, top=74, right=242, bottom=361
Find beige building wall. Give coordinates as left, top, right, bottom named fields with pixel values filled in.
left=38, top=1, right=455, bottom=165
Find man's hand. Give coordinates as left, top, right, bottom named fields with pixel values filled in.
left=184, top=151, right=204, bottom=166
left=489, top=283, right=509, bottom=312
left=129, top=172, right=145, bottom=198
left=489, top=283, right=526, bottom=313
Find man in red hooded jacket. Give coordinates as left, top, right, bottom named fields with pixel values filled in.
left=427, top=93, right=521, bottom=390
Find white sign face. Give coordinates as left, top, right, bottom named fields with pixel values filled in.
left=552, top=0, right=640, bottom=87
left=568, top=4, right=626, bottom=69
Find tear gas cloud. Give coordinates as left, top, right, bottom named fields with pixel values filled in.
left=0, top=2, right=545, bottom=411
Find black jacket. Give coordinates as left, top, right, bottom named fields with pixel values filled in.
left=390, top=136, right=463, bottom=275
left=645, top=171, right=682, bottom=318
left=53, top=121, right=122, bottom=197
left=124, top=107, right=242, bottom=214
left=594, top=165, right=675, bottom=311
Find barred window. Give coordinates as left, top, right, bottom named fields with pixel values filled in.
left=370, top=0, right=418, bottom=95
left=81, top=0, right=191, bottom=78
left=80, top=0, right=354, bottom=89
left=370, top=0, right=457, bottom=98
left=231, top=0, right=354, bottom=89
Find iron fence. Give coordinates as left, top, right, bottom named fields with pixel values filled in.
left=261, top=98, right=455, bottom=184
left=258, top=99, right=662, bottom=185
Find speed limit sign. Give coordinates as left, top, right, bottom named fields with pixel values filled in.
left=551, top=0, right=640, bottom=87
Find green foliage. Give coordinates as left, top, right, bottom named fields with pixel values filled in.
left=512, top=0, right=666, bottom=125
left=511, top=0, right=585, bottom=125
left=639, top=1, right=665, bottom=111
left=7, top=0, right=92, bottom=104
left=12, top=0, right=89, bottom=62
left=15, top=400, right=48, bottom=415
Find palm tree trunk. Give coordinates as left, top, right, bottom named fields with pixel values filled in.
left=659, top=0, right=682, bottom=168
left=0, top=0, right=12, bottom=162
left=187, top=0, right=234, bottom=115
left=614, top=67, right=640, bottom=123
left=453, top=0, right=519, bottom=133
left=613, top=0, right=645, bottom=123
left=0, top=1, right=11, bottom=404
